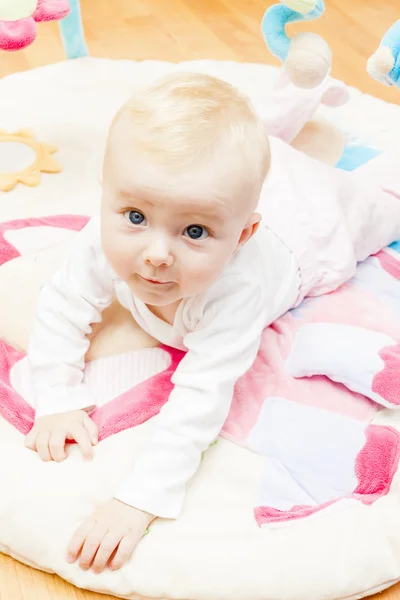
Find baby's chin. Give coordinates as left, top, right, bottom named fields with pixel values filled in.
left=127, top=273, right=214, bottom=306
left=129, top=281, right=182, bottom=307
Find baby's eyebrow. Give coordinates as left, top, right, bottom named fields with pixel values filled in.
left=177, top=196, right=235, bottom=217
left=117, top=190, right=141, bottom=202
left=116, top=189, right=232, bottom=224
left=177, top=204, right=229, bottom=224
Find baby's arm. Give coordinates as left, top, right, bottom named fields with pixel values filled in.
left=114, top=273, right=273, bottom=519
left=67, top=274, right=270, bottom=574
left=25, top=216, right=115, bottom=461
left=66, top=252, right=298, bottom=573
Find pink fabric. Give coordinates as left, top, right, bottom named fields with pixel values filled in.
left=373, top=344, right=400, bottom=407
left=91, top=346, right=182, bottom=441
left=223, top=316, right=377, bottom=448
left=33, top=0, right=69, bottom=22
left=0, top=18, right=36, bottom=51
left=353, top=424, right=400, bottom=501
left=254, top=424, right=400, bottom=524
left=262, top=138, right=400, bottom=302
left=376, top=251, right=400, bottom=280
left=0, top=0, right=69, bottom=51
left=0, top=215, right=89, bottom=265
left=262, top=70, right=349, bottom=143
left=0, top=338, right=183, bottom=441
left=0, top=342, right=33, bottom=435
left=0, top=216, right=183, bottom=440
left=1, top=215, right=400, bottom=528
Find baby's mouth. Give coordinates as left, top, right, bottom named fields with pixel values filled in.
left=139, top=275, right=173, bottom=286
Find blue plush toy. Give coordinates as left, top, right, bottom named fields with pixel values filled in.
left=368, top=20, right=400, bottom=87
left=262, top=0, right=331, bottom=89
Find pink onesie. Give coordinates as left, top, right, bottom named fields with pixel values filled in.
left=261, top=136, right=400, bottom=303
left=258, top=69, right=400, bottom=302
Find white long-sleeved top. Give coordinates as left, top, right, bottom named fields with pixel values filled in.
left=28, top=213, right=299, bottom=519
left=28, top=130, right=400, bottom=518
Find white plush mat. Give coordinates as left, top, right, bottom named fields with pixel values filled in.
left=1, top=57, right=400, bottom=600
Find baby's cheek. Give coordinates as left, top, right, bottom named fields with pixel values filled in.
left=180, top=252, right=225, bottom=292
left=103, top=238, right=135, bottom=280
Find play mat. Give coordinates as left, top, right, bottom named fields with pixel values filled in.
left=1, top=55, right=400, bottom=600
left=2, top=1, right=400, bottom=598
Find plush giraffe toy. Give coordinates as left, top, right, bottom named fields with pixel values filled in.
left=260, top=0, right=350, bottom=166
left=0, top=0, right=69, bottom=51
left=367, top=20, right=400, bottom=88
left=262, top=0, right=331, bottom=89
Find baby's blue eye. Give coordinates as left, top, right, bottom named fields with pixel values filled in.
left=124, top=210, right=146, bottom=226
left=184, top=225, right=209, bottom=241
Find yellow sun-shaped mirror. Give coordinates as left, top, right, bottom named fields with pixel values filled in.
left=0, top=130, right=62, bottom=192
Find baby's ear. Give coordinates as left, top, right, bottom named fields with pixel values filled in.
left=237, top=213, right=261, bottom=250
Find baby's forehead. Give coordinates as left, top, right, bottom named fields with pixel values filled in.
left=106, top=152, right=251, bottom=212
left=114, top=182, right=242, bottom=221
left=105, top=117, right=259, bottom=218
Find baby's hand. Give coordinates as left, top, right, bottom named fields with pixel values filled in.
left=67, top=499, right=155, bottom=573
left=24, top=410, right=98, bottom=462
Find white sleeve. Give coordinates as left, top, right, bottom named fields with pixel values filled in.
left=114, top=273, right=272, bottom=519
left=28, top=216, right=115, bottom=418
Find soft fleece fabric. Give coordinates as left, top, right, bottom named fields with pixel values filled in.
left=2, top=58, right=400, bottom=600
left=3, top=211, right=400, bottom=527
left=26, top=132, right=400, bottom=519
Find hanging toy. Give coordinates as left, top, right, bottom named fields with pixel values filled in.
left=262, top=0, right=331, bottom=89
left=0, top=0, right=69, bottom=51
left=367, top=20, right=400, bottom=88
left=0, top=130, right=62, bottom=192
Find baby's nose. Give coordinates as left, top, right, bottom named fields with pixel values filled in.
left=143, top=238, right=173, bottom=267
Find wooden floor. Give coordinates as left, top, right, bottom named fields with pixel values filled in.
left=1, top=0, right=400, bottom=104
left=1, top=1, right=400, bottom=598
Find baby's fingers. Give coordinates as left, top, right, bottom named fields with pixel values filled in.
left=83, top=414, right=99, bottom=446
left=92, top=531, right=123, bottom=573
left=35, top=431, right=52, bottom=462
left=24, top=428, right=37, bottom=451
left=71, top=425, right=93, bottom=460
left=109, top=535, right=136, bottom=571
left=79, top=523, right=108, bottom=571
left=67, top=517, right=96, bottom=564
left=49, top=431, right=67, bottom=462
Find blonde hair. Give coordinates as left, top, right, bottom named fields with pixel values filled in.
left=108, top=72, right=270, bottom=198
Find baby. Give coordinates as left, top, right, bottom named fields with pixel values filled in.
left=25, top=72, right=400, bottom=574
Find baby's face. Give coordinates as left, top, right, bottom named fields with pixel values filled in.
left=101, top=148, right=259, bottom=307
